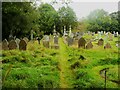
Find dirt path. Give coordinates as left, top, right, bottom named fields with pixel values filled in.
left=58, top=38, right=74, bottom=88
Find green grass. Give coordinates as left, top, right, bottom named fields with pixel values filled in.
left=1, top=35, right=119, bottom=88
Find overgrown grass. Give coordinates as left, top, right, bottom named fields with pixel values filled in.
left=1, top=35, right=119, bottom=88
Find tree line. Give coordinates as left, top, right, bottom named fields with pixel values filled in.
left=2, top=2, right=119, bottom=40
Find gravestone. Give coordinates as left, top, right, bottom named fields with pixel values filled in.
left=23, top=37, right=29, bottom=43
left=8, top=40, right=17, bottom=50
left=67, top=37, right=74, bottom=46
left=98, top=38, right=104, bottom=46
left=19, top=39, right=27, bottom=50
left=2, top=39, right=9, bottom=50
left=78, top=37, right=86, bottom=48
left=15, top=38, right=20, bottom=49
left=104, top=43, right=111, bottom=49
left=43, top=35, right=50, bottom=48
left=109, top=33, right=113, bottom=41
left=43, top=41, right=49, bottom=48
left=54, top=35, right=58, bottom=44
left=86, top=41, right=93, bottom=49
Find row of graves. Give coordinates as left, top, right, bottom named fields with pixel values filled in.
left=0, top=37, right=28, bottom=50
left=63, top=26, right=119, bottom=49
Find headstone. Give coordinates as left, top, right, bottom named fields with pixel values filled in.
left=15, top=38, right=20, bottom=49
left=86, top=41, right=93, bottom=49
left=98, top=38, right=104, bottom=46
left=23, top=37, right=29, bottom=43
left=43, top=41, right=49, bottom=48
left=109, top=33, right=113, bottom=41
left=19, top=39, right=27, bottom=50
left=43, top=35, right=50, bottom=48
left=78, top=37, right=86, bottom=48
left=104, top=43, right=111, bottom=49
left=2, top=39, right=9, bottom=50
left=54, top=35, right=58, bottom=44
left=8, top=40, right=17, bottom=50
left=67, top=37, right=74, bottom=46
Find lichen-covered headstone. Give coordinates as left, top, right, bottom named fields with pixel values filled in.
left=8, top=40, right=17, bottom=50
left=86, top=41, right=93, bottom=49
left=19, top=39, right=27, bottom=50
left=78, top=37, right=86, bottom=48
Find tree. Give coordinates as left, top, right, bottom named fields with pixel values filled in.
left=38, top=3, right=58, bottom=35
left=2, top=2, right=39, bottom=40
left=58, top=6, right=77, bottom=32
left=85, top=9, right=119, bottom=33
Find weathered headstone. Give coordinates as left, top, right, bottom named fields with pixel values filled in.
left=86, top=41, right=93, bottom=49
left=15, top=38, right=20, bottom=49
left=104, top=43, right=111, bottom=49
left=67, top=37, right=74, bottom=46
left=109, top=33, right=113, bottom=41
left=2, top=39, right=9, bottom=50
left=8, top=40, right=17, bottom=50
left=23, top=37, right=29, bottom=43
left=98, top=38, right=104, bottom=46
left=54, top=35, right=58, bottom=44
left=78, top=37, right=86, bottom=48
left=43, top=41, right=49, bottom=48
left=43, top=35, right=50, bottom=48
left=19, top=39, right=27, bottom=50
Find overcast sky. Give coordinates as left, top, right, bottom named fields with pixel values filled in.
left=36, top=0, right=119, bottom=20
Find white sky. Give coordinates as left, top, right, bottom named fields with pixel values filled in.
left=36, top=0, right=119, bottom=20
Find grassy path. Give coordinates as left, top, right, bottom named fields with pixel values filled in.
left=58, top=38, right=74, bottom=88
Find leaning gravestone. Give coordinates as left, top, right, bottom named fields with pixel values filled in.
left=23, top=37, right=29, bottom=43
left=98, top=38, right=104, bottom=46
left=8, top=40, right=17, bottom=50
left=86, top=41, right=93, bottom=49
left=2, top=39, right=9, bottom=50
left=104, top=43, right=111, bottom=49
left=54, top=35, right=58, bottom=44
left=19, top=39, right=27, bottom=50
left=78, top=37, right=86, bottom=48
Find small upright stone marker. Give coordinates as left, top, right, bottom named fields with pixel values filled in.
left=98, top=38, right=104, bottom=46
left=104, top=43, right=111, bottom=49
left=86, top=41, right=93, bottom=49
left=78, top=37, right=86, bottom=48
left=19, top=39, right=27, bottom=50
